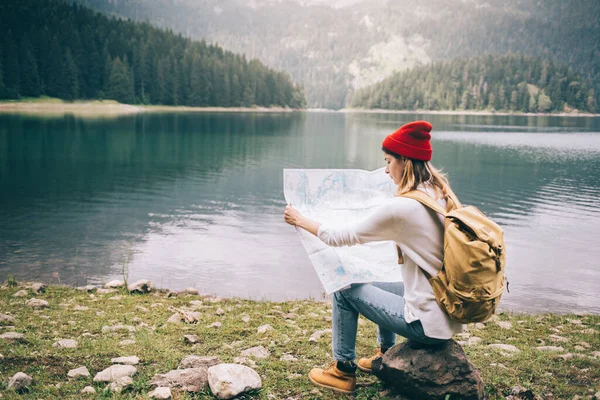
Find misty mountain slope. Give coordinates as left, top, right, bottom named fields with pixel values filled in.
left=75, top=0, right=600, bottom=109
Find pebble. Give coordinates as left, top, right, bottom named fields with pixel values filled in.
left=108, top=376, right=133, bottom=393
left=216, top=308, right=225, bottom=315
left=257, top=324, right=274, bottom=334
left=81, top=386, right=96, bottom=394
left=241, top=315, right=251, bottom=323
left=280, top=354, right=298, bottom=362
left=549, top=334, right=569, bottom=343
left=233, top=356, right=257, bottom=367
left=111, top=356, right=140, bottom=365
left=68, top=366, right=91, bottom=379
left=8, top=372, right=32, bottom=391
left=166, top=313, right=182, bottom=324
left=119, top=339, right=136, bottom=346
left=149, top=387, right=172, bottom=399
left=209, top=322, right=222, bottom=328
left=487, top=343, right=521, bottom=353
left=496, top=321, right=512, bottom=330
left=26, top=298, right=49, bottom=308
left=52, top=339, right=78, bottom=348
left=13, top=290, right=28, bottom=297
left=0, top=332, right=24, bottom=341
left=241, top=345, right=271, bottom=359
left=184, top=334, right=199, bottom=344
left=536, top=346, right=564, bottom=352
left=309, top=329, right=332, bottom=343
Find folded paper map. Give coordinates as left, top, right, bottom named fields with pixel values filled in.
left=283, top=167, right=404, bottom=294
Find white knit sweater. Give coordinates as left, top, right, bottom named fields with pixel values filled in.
left=316, top=184, right=464, bottom=339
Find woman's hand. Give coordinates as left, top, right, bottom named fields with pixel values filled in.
left=284, top=204, right=304, bottom=226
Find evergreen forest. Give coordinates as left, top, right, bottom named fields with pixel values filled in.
left=0, top=0, right=306, bottom=108
left=350, top=55, right=597, bottom=113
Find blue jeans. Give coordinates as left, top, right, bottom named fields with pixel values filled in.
left=332, top=282, right=447, bottom=361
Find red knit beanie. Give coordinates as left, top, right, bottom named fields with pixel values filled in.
left=382, top=120, right=433, bottom=161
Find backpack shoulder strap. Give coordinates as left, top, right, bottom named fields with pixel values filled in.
left=401, top=190, right=448, bottom=216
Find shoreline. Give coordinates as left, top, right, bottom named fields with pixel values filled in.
left=0, top=281, right=599, bottom=399
left=1, top=100, right=599, bottom=117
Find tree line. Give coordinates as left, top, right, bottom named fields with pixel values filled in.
left=350, top=54, right=596, bottom=113
left=0, top=0, right=306, bottom=108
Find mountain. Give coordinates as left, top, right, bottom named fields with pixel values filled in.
left=0, top=0, right=306, bottom=108
left=74, top=0, right=600, bottom=109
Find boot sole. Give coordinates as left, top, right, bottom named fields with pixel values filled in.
left=308, top=374, right=355, bottom=394
left=357, top=364, right=372, bottom=373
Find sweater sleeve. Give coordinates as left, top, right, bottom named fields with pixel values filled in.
left=316, top=202, right=402, bottom=247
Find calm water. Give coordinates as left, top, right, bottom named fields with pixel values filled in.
left=1, top=111, right=599, bottom=313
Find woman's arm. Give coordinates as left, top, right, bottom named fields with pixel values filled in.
left=284, top=204, right=321, bottom=236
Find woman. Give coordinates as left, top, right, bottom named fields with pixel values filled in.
left=283, top=120, right=464, bottom=394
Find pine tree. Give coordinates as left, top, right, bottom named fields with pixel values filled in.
left=106, top=57, right=134, bottom=103
left=20, top=36, right=41, bottom=97
left=4, top=30, right=21, bottom=97
left=64, top=49, right=79, bottom=100
left=45, top=37, right=65, bottom=98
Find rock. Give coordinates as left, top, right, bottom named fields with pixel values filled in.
left=209, top=322, right=222, bottom=328
left=97, top=288, right=117, bottom=294
left=102, top=324, right=136, bottom=333
left=215, top=308, right=225, bottom=315
left=184, top=335, right=199, bottom=344
left=309, top=329, right=332, bottom=343
left=30, top=283, right=46, bottom=293
left=496, top=321, right=512, bottom=330
left=372, top=340, right=484, bottom=400
left=77, top=285, right=97, bottom=292
left=579, top=328, right=597, bottom=335
left=0, top=313, right=15, bottom=324
left=240, top=346, right=270, bottom=359
left=536, top=346, right=564, bottom=352
left=150, top=368, right=208, bottom=392
left=167, top=313, right=181, bottom=324
left=509, top=385, right=535, bottom=399
left=257, top=324, right=274, bottom=334
left=487, top=343, right=521, bottom=353
left=568, top=319, right=583, bottom=325
left=179, top=355, right=221, bottom=369
left=93, top=364, right=137, bottom=382
left=104, top=280, right=125, bottom=289
left=594, top=391, right=600, bottom=400
left=287, top=373, right=303, bottom=379
left=108, top=295, right=122, bottom=301
left=111, top=356, right=140, bottom=365
left=53, top=339, right=78, bottom=348
left=128, top=279, right=153, bottom=294
left=574, top=345, right=586, bottom=351
left=467, top=337, right=483, bottom=346
left=68, top=366, right=91, bottom=379
left=0, top=332, right=25, bottom=341
left=241, top=315, right=251, bottom=323
left=558, top=353, right=574, bottom=360
left=233, top=357, right=256, bottom=367
left=13, top=290, right=28, bottom=297
left=8, top=372, right=32, bottom=391
left=471, top=323, right=486, bottom=330
left=189, top=300, right=203, bottom=308
left=26, top=298, right=49, bottom=308
left=592, top=351, right=600, bottom=358
left=182, top=287, right=199, bottom=295
left=149, top=386, right=172, bottom=399
left=284, top=313, right=299, bottom=319
left=108, top=376, right=133, bottom=393
left=80, top=386, right=96, bottom=394
left=280, top=354, right=298, bottom=362
left=119, top=339, right=136, bottom=346
left=549, top=334, right=569, bottom=343
left=73, top=305, right=89, bottom=311
left=207, top=364, right=262, bottom=400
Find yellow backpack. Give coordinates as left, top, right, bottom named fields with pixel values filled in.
left=397, top=189, right=507, bottom=323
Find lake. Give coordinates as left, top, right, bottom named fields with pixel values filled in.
left=1, top=111, right=599, bottom=314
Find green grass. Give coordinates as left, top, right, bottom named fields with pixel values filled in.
left=0, top=283, right=598, bottom=399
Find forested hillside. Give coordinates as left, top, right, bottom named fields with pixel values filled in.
left=0, top=0, right=305, bottom=108
left=73, top=0, right=600, bottom=109
left=350, top=55, right=596, bottom=113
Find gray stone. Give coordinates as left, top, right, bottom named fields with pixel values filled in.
left=536, top=346, right=564, bottom=352
left=240, top=346, right=270, bottom=359
left=108, top=295, right=122, bottom=301
left=102, top=324, right=136, bottom=333
left=592, top=351, right=600, bottom=358
left=280, top=354, right=298, bottom=362
left=13, top=290, right=28, bottom=297
left=128, top=279, right=153, bottom=294
left=471, top=323, right=486, bottom=330
left=0, top=332, right=24, bottom=341
left=108, top=376, right=133, bottom=393
left=68, top=366, right=91, bottom=379
left=149, top=386, right=172, bottom=399
left=467, top=337, right=483, bottom=346
left=73, top=305, right=89, bottom=311
left=30, top=283, right=46, bottom=293
left=184, top=334, right=199, bottom=344
left=167, top=313, right=182, bottom=324
left=53, top=339, right=78, bottom=348
left=208, top=363, right=262, bottom=400
left=119, top=339, right=136, bottom=346
left=215, top=308, right=225, bottom=315
left=77, top=285, right=97, bottom=292
left=26, top=298, right=49, bottom=308
left=257, top=324, right=273, bottom=334
left=81, top=386, right=96, bottom=394
left=93, top=364, right=137, bottom=382
left=150, top=368, right=208, bottom=392
left=241, top=315, right=251, bottom=323
left=487, top=343, right=521, bottom=353
left=233, top=357, right=257, bottom=367
left=372, top=340, right=484, bottom=400
left=97, top=288, right=117, bottom=294
left=0, top=313, right=15, bottom=324
left=182, top=287, right=199, bottom=295
left=111, top=356, right=140, bottom=365
left=8, top=372, right=33, bottom=391
left=189, top=300, right=203, bottom=308
left=496, top=321, right=512, bottom=330
left=209, top=322, right=222, bottom=328
left=179, top=355, right=221, bottom=369
left=104, top=280, right=125, bottom=289
left=549, top=334, right=569, bottom=343
left=309, top=329, right=332, bottom=343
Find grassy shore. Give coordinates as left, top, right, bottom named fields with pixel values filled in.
left=0, top=282, right=599, bottom=399
left=340, top=108, right=600, bottom=118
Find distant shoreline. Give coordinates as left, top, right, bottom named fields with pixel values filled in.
left=1, top=100, right=599, bottom=117
left=339, top=107, right=600, bottom=118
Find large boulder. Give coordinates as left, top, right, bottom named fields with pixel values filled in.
left=207, top=364, right=262, bottom=400
left=372, top=339, right=484, bottom=400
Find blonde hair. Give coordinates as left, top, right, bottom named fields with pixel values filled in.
left=383, top=147, right=456, bottom=211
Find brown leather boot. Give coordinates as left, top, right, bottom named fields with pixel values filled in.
left=308, top=361, right=356, bottom=394
left=357, top=348, right=384, bottom=373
